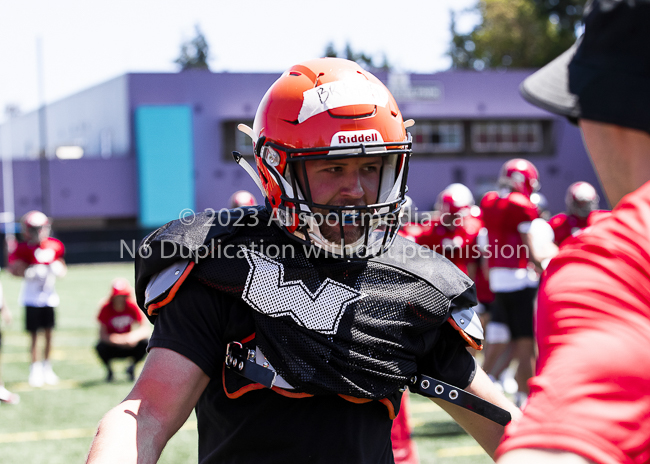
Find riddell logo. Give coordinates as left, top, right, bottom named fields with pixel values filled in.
left=331, top=130, right=383, bottom=146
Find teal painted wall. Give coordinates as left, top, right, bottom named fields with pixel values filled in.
left=135, top=105, right=195, bottom=228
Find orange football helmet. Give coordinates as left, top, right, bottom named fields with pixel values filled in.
left=237, top=58, right=412, bottom=258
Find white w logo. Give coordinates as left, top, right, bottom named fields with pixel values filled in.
left=241, top=248, right=365, bottom=334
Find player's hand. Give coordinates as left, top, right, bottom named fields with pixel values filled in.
left=25, top=264, right=49, bottom=280
left=50, top=260, right=66, bottom=277
left=124, top=333, right=140, bottom=347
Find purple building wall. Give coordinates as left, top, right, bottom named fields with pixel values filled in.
left=0, top=158, right=138, bottom=221
left=126, top=71, right=278, bottom=214
left=124, top=69, right=604, bottom=216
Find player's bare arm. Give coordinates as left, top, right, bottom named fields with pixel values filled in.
left=520, top=230, right=558, bottom=273
left=50, top=258, right=67, bottom=278
left=86, top=347, right=209, bottom=464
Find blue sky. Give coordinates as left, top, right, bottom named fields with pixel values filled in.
left=0, top=0, right=479, bottom=122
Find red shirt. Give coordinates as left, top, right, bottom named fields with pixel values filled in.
left=415, top=214, right=483, bottom=276
left=398, top=223, right=429, bottom=243
left=97, top=300, right=144, bottom=335
left=8, top=238, right=65, bottom=265
left=496, top=181, right=650, bottom=464
left=548, top=210, right=611, bottom=246
left=474, top=264, right=494, bottom=304
left=480, top=191, right=538, bottom=269
left=401, top=217, right=494, bottom=303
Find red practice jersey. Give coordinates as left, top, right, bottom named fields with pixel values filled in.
left=548, top=210, right=611, bottom=246
left=9, top=237, right=65, bottom=266
left=474, top=263, right=494, bottom=305
left=398, top=223, right=429, bottom=244
left=98, top=299, right=144, bottom=335
left=414, top=214, right=483, bottom=276
left=497, top=181, right=650, bottom=464
left=480, top=191, right=538, bottom=269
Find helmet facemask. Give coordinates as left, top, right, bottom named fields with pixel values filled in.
left=256, top=137, right=411, bottom=259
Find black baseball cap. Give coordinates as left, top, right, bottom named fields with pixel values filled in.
left=520, top=0, right=650, bottom=134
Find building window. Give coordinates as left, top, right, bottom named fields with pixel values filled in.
left=411, top=121, right=464, bottom=153
left=471, top=121, right=543, bottom=153
left=223, top=121, right=254, bottom=160
left=235, top=125, right=254, bottom=156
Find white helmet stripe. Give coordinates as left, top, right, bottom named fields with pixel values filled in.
left=298, top=80, right=389, bottom=124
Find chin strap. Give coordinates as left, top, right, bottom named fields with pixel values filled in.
left=409, top=374, right=512, bottom=426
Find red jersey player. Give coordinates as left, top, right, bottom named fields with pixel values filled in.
left=396, top=185, right=483, bottom=464
left=8, top=211, right=66, bottom=387
left=496, top=1, right=650, bottom=463
left=95, top=279, right=150, bottom=382
left=480, top=159, right=541, bottom=407
left=416, top=184, right=483, bottom=279
left=228, top=190, right=258, bottom=208
left=549, top=181, right=609, bottom=246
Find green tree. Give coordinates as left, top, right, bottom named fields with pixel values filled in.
left=324, top=42, right=338, bottom=58
left=175, top=25, right=211, bottom=71
left=533, top=0, right=584, bottom=38
left=322, top=42, right=390, bottom=70
left=449, top=0, right=581, bottom=70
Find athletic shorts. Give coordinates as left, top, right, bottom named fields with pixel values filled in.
left=25, top=306, right=55, bottom=332
left=492, top=287, right=536, bottom=339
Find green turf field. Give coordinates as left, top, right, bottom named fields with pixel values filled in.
left=0, top=262, right=493, bottom=463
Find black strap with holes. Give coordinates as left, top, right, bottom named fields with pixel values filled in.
left=226, top=341, right=511, bottom=425
left=409, top=374, right=512, bottom=426
left=225, top=342, right=276, bottom=388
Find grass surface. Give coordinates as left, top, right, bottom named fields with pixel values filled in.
left=0, top=262, right=493, bottom=463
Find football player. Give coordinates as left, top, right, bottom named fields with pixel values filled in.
left=87, top=58, right=520, bottom=463
left=228, top=190, right=258, bottom=209
left=396, top=185, right=482, bottom=463
left=496, top=0, right=650, bottom=462
left=479, top=159, right=545, bottom=407
left=8, top=211, right=66, bottom=387
left=548, top=181, right=609, bottom=246
left=0, top=280, right=19, bottom=404
left=95, top=279, right=150, bottom=382
left=417, top=183, right=483, bottom=280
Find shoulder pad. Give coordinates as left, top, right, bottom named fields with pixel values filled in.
left=508, top=191, right=535, bottom=209
left=448, top=306, right=484, bottom=350
left=135, top=206, right=269, bottom=316
left=144, top=259, right=194, bottom=317
left=143, top=206, right=268, bottom=255
left=480, top=191, right=498, bottom=208
left=372, top=234, right=477, bottom=304
left=549, top=213, right=568, bottom=228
